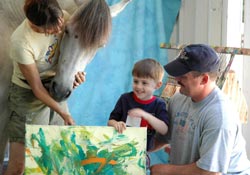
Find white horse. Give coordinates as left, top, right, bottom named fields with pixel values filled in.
left=0, top=0, right=132, bottom=170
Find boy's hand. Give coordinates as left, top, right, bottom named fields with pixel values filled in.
left=114, top=121, right=126, bottom=133
left=128, top=108, right=147, bottom=120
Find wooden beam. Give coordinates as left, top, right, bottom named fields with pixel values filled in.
left=160, top=43, right=250, bottom=56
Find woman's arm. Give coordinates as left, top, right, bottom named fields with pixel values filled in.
left=18, top=63, right=74, bottom=125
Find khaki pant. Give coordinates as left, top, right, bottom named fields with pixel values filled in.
left=7, top=83, right=68, bottom=143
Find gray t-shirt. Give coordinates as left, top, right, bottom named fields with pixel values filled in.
left=163, top=87, right=250, bottom=174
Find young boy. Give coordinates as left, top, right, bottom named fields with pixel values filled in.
left=108, top=58, right=169, bottom=151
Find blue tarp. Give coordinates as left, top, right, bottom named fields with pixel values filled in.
left=68, top=0, right=181, bottom=126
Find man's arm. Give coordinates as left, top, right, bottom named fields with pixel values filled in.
left=150, top=162, right=222, bottom=175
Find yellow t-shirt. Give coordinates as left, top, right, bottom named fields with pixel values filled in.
left=10, top=11, right=69, bottom=89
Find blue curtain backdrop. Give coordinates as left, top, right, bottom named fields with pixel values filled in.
left=68, top=0, right=181, bottom=126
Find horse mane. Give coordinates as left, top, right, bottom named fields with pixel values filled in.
left=70, top=0, right=112, bottom=51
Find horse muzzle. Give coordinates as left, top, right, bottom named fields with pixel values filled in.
left=49, top=80, right=72, bottom=102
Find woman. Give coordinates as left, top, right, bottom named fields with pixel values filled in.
left=5, top=0, right=85, bottom=174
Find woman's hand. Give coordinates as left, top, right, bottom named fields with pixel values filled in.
left=73, top=71, right=86, bottom=89
left=61, top=112, right=75, bottom=125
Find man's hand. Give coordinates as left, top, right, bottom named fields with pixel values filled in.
left=73, top=71, right=86, bottom=89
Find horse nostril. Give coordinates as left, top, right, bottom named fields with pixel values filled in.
left=50, top=80, right=72, bottom=101
left=65, top=90, right=71, bottom=99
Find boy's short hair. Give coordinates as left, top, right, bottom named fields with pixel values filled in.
left=132, top=58, right=164, bottom=82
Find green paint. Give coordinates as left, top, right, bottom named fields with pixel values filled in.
left=25, top=126, right=146, bottom=175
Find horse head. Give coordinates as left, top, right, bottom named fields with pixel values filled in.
left=49, top=0, right=132, bottom=102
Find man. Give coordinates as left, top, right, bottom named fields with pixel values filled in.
left=150, top=44, right=250, bottom=175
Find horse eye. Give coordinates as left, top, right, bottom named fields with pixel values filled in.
left=74, top=35, right=78, bottom=39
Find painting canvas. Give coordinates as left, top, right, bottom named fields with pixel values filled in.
left=25, top=125, right=147, bottom=175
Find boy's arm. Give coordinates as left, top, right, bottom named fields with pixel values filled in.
left=108, top=119, right=117, bottom=126
left=108, top=94, right=128, bottom=133
left=145, top=112, right=168, bottom=135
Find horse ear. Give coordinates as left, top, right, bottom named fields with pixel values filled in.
left=109, top=0, right=132, bottom=18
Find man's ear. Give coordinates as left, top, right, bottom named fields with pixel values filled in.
left=155, top=81, right=163, bottom=89
left=201, top=74, right=209, bottom=85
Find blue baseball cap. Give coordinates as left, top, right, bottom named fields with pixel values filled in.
left=164, top=44, right=220, bottom=77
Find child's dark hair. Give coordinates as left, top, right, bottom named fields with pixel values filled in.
left=132, top=58, right=164, bottom=82
left=24, top=0, right=63, bottom=33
